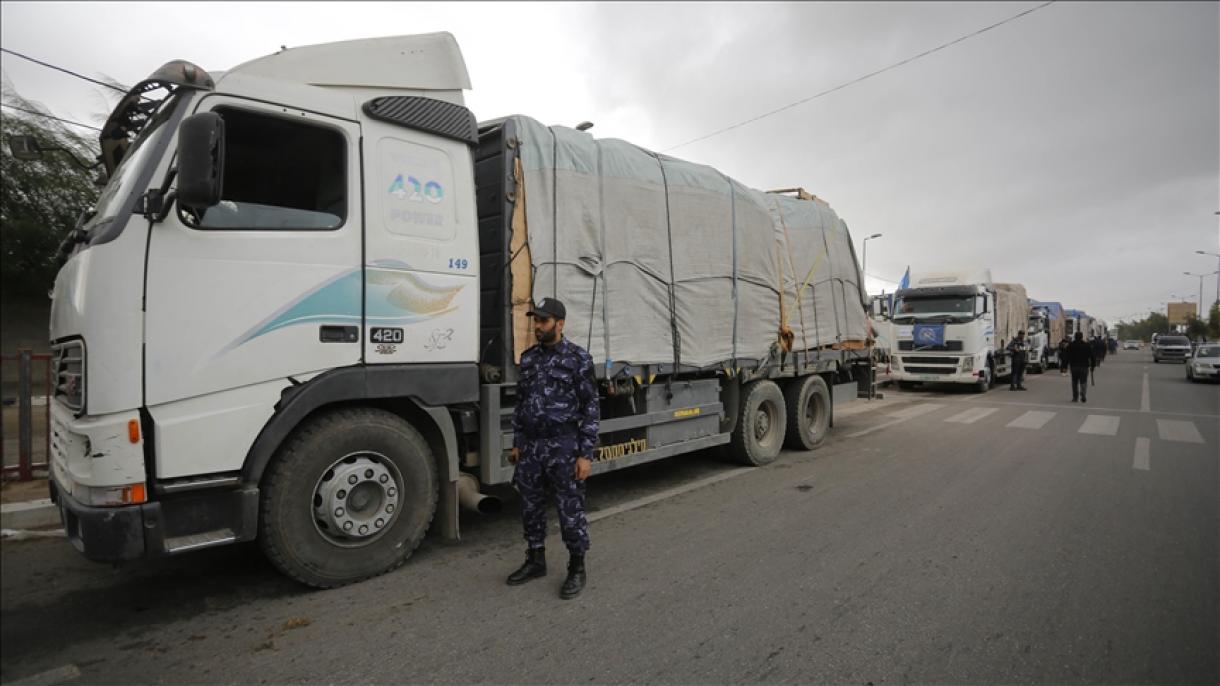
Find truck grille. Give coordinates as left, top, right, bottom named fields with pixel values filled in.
left=52, top=339, right=85, bottom=411
left=898, top=356, right=960, bottom=365
left=905, top=366, right=958, bottom=375
left=898, top=340, right=964, bottom=352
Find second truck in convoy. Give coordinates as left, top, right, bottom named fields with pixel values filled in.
left=886, top=270, right=1029, bottom=392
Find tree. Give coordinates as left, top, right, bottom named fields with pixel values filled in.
left=1185, top=314, right=1209, bottom=341
left=1208, top=301, right=1220, bottom=339
left=1116, top=311, right=1171, bottom=342
left=1, top=89, right=102, bottom=297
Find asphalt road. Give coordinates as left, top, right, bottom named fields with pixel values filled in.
left=2, top=351, right=1217, bottom=685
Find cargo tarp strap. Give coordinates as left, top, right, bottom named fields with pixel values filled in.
left=510, top=157, right=535, bottom=364
left=772, top=197, right=809, bottom=357
left=654, top=153, right=680, bottom=399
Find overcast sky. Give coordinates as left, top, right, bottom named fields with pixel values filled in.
left=2, top=1, right=1217, bottom=324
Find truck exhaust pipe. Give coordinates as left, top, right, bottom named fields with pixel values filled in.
left=457, top=473, right=502, bottom=514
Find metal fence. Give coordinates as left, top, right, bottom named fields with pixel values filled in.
left=1, top=350, right=52, bottom=481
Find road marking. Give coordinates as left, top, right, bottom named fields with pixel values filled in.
left=6, top=665, right=81, bottom=686
left=847, top=403, right=946, bottom=438
left=944, top=407, right=999, bottom=424
left=1078, top=415, right=1121, bottom=436
left=1156, top=419, right=1205, bottom=444
left=1141, top=373, right=1150, bottom=413
left=1133, top=437, right=1151, bottom=471
left=588, top=467, right=753, bottom=523
left=936, top=398, right=1218, bottom=420
left=1007, top=410, right=1056, bottom=430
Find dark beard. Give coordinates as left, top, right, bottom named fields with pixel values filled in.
left=536, top=328, right=558, bottom=344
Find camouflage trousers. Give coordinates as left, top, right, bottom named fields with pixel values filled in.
left=512, top=435, right=590, bottom=555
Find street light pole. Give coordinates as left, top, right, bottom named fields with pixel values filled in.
left=1197, top=250, right=1220, bottom=306
left=862, top=233, right=882, bottom=292
left=1184, top=272, right=1218, bottom=319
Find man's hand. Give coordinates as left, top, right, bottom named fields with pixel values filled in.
left=575, top=457, right=592, bottom=481
left=509, top=447, right=520, bottom=465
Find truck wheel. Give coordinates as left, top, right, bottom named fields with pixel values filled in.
left=783, top=375, right=831, bottom=451
left=728, top=380, right=787, bottom=466
left=259, top=408, right=438, bottom=589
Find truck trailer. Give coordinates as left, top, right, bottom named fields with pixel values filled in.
left=887, top=270, right=1029, bottom=392
left=33, top=34, right=873, bottom=588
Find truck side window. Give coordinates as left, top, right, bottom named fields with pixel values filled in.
left=184, top=107, right=346, bottom=230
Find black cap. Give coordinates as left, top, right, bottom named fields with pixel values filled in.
left=527, top=297, right=566, bottom=320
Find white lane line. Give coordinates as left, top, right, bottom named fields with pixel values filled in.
left=588, top=467, right=753, bottom=523
left=1007, top=410, right=1056, bottom=430
left=1156, top=419, right=1205, bottom=444
left=1133, top=437, right=1151, bottom=471
left=6, top=665, right=81, bottom=686
left=847, top=403, right=946, bottom=438
left=944, top=407, right=999, bottom=424
left=1078, top=415, right=1121, bottom=436
left=939, top=398, right=1217, bottom=420
left=1141, top=373, right=1150, bottom=413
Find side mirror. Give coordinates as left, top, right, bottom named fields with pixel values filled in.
left=9, top=135, right=43, bottom=161
left=176, top=112, right=225, bottom=210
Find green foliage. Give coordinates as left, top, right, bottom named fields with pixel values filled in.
left=1185, top=314, right=1209, bottom=340
left=1116, top=311, right=1171, bottom=342
left=1, top=90, right=102, bottom=296
left=1208, top=301, right=1220, bottom=339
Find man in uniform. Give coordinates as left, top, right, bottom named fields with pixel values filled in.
left=505, top=298, right=600, bottom=599
left=1007, top=330, right=1029, bottom=391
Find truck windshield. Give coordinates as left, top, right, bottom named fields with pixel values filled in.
left=892, top=296, right=976, bottom=322
left=1028, top=316, right=1045, bottom=333
left=85, top=93, right=183, bottom=233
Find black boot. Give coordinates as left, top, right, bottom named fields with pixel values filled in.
left=559, top=554, right=586, bottom=600
left=506, top=547, right=546, bottom=586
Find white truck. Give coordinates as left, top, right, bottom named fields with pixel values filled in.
left=887, top=270, right=1029, bottom=392
left=1028, top=300, right=1066, bottom=372
left=22, top=34, right=874, bottom=588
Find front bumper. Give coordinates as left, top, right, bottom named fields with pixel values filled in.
left=49, top=475, right=152, bottom=562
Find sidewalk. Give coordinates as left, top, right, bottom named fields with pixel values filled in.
left=0, top=478, right=59, bottom=530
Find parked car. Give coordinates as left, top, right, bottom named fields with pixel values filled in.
left=1123, top=340, right=1141, bottom=350
left=1186, top=344, right=1220, bottom=382
left=1153, top=335, right=1192, bottom=363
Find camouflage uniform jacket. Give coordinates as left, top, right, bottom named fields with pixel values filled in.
left=513, top=336, right=600, bottom=457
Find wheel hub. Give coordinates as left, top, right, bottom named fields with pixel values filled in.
left=313, top=454, right=401, bottom=545
left=754, top=407, right=772, bottom=441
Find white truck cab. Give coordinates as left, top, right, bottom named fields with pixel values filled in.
left=888, top=270, right=1026, bottom=392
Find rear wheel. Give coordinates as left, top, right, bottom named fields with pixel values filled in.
left=259, top=408, right=438, bottom=588
left=783, top=375, right=831, bottom=451
left=728, top=380, right=787, bottom=466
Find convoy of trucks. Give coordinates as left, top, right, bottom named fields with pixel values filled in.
left=35, top=34, right=875, bottom=588
left=1028, top=300, right=1067, bottom=372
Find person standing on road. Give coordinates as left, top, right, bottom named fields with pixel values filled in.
left=1064, top=331, right=1096, bottom=403
left=506, top=297, right=600, bottom=600
left=1092, top=335, right=1107, bottom=366
left=1058, top=336, right=1071, bottom=375
left=1007, top=330, right=1029, bottom=391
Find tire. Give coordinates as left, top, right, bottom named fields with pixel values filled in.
left=1030, top=363, right=1043, bottom=375
left=783, top=375, right=831, bottom=451
left=259, top=408, right=438, bottom=589
left=728, top=379, right=787, bottom=466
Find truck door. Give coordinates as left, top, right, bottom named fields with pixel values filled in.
left=144, top=99, right=362, bottom=477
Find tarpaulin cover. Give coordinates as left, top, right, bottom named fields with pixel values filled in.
left=1030, top=300, right=1066, bottom=343
left=993, top=283, right=1030, bottom=349
left=507, top=116, right=869, bottom=369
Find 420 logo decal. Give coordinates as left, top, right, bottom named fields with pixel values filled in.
left=388, top=174, right=444, bottom=204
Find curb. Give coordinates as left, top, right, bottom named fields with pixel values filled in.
left=0, top=499, right=61, bottom=530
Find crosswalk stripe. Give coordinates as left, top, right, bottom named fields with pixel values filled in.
left=1133, top=437, right=1151, bottom=471
left=944, top=407, right=999, bottom=424
left=1156, top=419, right=1204, bottom=444
left=849, top=403, right=946, bottom=438
left=1078, top=415, right=1121, bottom=436
left=1007, top=410, right=1056, bottom=430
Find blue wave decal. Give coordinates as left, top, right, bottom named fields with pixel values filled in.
left=223, top=261, right=466, bottom=352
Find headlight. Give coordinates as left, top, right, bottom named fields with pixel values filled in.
left=74, top=482, right=148, bottom=507
left=962, top=357, right=974, bottom=372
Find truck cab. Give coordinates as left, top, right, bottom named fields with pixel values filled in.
left=889, top=271, right=1004, bottom=392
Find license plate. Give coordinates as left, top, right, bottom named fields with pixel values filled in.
left=919, top=375, right=938, bottom=381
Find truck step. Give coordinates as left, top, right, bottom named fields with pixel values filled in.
left=164, top=528, right=237, bottom=555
